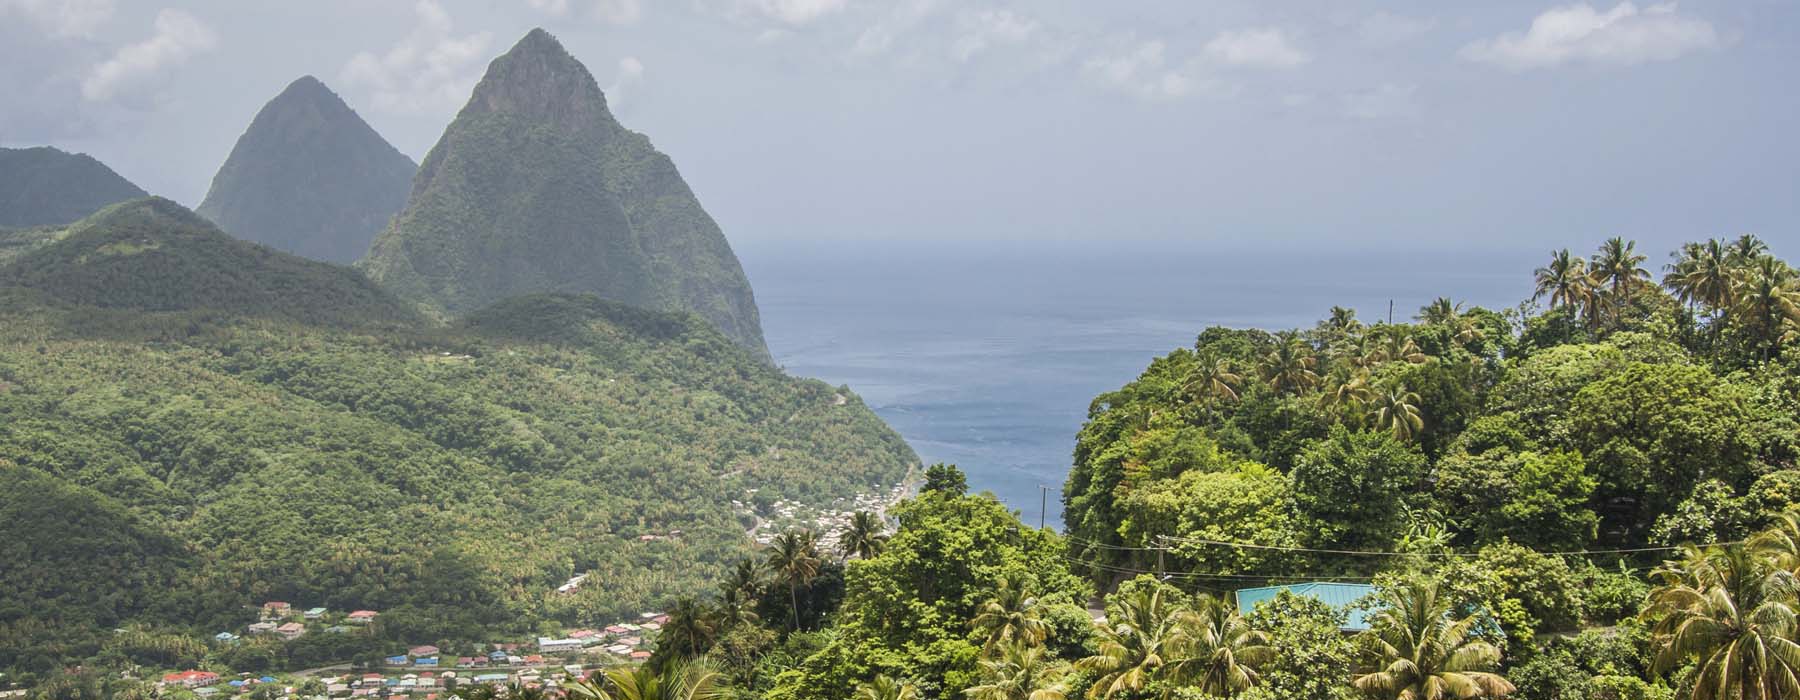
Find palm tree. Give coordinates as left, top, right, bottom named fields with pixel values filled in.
left=1534, top=249, right=1597, bottom=317
left=1370, top=387, right=1425, bottom=442
left=1327, top=306, right=1362, bottom=334
left=1353, top=578, right=1515, bottom=700
left=712, top=584, right=760, bottom=632
left=839, top=511, right=889, bottom=561
left=725, top=558, right=761, bottom=599
left=767, top=529, right=824, bottom=631
left=1375, top=327, right=1430, bottom=365
left=1417, top=298, right=1460, bottom=326
left=966, top=641, right=1070, bottom=700
left=1643, top=543, right=1800, bottom=700
left=1259, top=333, right=1319, bottom=395
left=1728, top=234, right=1770, bottom=264
left=1318, top=367, right=1373, bottom=425
left=854, top=675, right=921, bottom=700
left=1666, top=239, right=1737, bottom=312
left=567, top=662, right=727, bottom=700
left=1184, top=350, right=1242, bottom=404
left=1078, top=584, right=1186, bottom=700
left=1731, top=256, right=1800, bottom=358
left=1753, top=511, right=1800, bottom=576
left=1162, top=594, right=1272, bottom=698
left=659, top=597, right=718, bottom=659
left=1594, top=237, right=1651, bottom=295
left=972, top=572, right=1049, bottom=652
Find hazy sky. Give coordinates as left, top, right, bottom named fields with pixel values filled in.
left=2, top=0, right=1796, bottom=254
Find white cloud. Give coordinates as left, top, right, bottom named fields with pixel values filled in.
left=1203, top=28, right=1308, bottom=68
left=605, top=56, right=644, bottom=105
left=1342, top=83, right=1420, bottom=120
left=81, top=8, right=216, bottom=102
left=951, top=9, right=1036, bottom=62
left=1460, top=2, right=1718, bottom=70
left=341, top=0, right=493, bottom=114
left=1, top=0, right=114, bottom=38
left=1358, top=12, right=1436, bottom=46
left=1082, top=40, right=1194, bottom=100
left=851, top=0, right=938, bottom=56
left=526, top=0, right=640, bottom=24
left=743, top=0, right=847, bottom=26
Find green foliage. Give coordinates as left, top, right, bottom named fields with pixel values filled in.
left=1243, top=592, right=1356, bottom=700
left=0, top=204, right=914, bottom=674
left=922, top=463, right=968, bottom=496
left=1289, top=426, right=1427, bottom=552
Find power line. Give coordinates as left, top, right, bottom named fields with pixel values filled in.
left=1140, top=534, right=1749, bottom=559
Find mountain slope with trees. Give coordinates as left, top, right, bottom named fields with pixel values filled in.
left=0, top=199, right=914, bottom=678
left=359, top=28, right=769, bottom=359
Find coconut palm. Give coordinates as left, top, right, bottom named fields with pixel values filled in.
left=1259, top=334, right=1319, bottom=395
left=1729, top=234, right=1770, bottom=264
left=1731, top=256, right=1800, bottom=358
left=1375, top=327, right=1430, bottom=365
left=1534, top=249, right=1597, bottom=315
left=1318, top=367, right=1374, bottom=425
left=966, top=641, right=1070, bottom=700
left=972, top=572, right=1050, bottom=652
left=1183, top=350, right=1243, bottom=404
left=1162, top=594, right=1272, bottom=698
left=839, top=510, right=889, bottom=561
left=725, top=558, right=761, bottom=599
left=1752, top=511, right=1800, bottom=575
left=1078, top=584, right=1186, bottom=700
left=1666, top=239, right=1737, bottom=312
left=1642, top=543, right=1800, bottom=700
left=1370, top=387, right=1425, bottom=442
left=767, top=529, right=824, bottom=631
left=1327, top=306, right=1363, bottom=334
left=712, top=584, right=760, bottom=631
left=855, top=675, right=921, bottom=700
left=1353, top=578, right=1515, bottom=700
left=659, top=597, right=718, bottom=659
left=1594, top=237, right=1651, bottom=295
left=567, top=662, right=726, bottom=700
left=1417, top=298, right=1461, bottom=326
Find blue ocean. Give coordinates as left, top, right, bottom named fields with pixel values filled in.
left=741, top=241, right=1541, bottom=529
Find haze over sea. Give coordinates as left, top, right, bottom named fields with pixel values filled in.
left=743, top=240, right=1550, bottom=530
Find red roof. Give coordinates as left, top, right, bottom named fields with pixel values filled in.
left=628, top=651, right=651, bottom=660
left=264, top=601, right=290, bottom=609
left=348, top=610, right=379, bottom=618
left=163, top=671, right=220, bottom=683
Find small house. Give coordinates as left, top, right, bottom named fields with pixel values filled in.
left=277, top=622, right=307, bottom=640
left=386, top=656, right=409, bottom=666
left=409, top=645, right=440, bottom=657
left=414, top=657, right=438, bottom=667
left=162, top=671, right=222, bottom=688
left=305, top=607, right=329, bottom=620
left=536, top=637, right=584, bottom=654
left=1234, top=582, right=1378, bottom=632
left=262, top=602, right=292, bottom=619
left=214, top=632, right=241, bottom=643
left=247, top=622, right=277, bottom=635
left=348, top=610, right=379, bottom=624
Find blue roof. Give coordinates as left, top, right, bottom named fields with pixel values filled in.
left=259, top=676, right=276, bottom=683
left=1235, top=582, right=1378, bottom=632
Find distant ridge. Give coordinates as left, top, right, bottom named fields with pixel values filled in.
left=0, top=146, right=148, bottom=228
left=197, top=76, right=417, bottom=264
left=360, top=28, right=770, bottom=359
left=0, top=197, right=421, bottom=329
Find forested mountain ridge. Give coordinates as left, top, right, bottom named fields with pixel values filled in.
left=0, top=199, right=914, bottom=675
left=0, top=146, right=148, bottom=229
left=360, top=28, right=769, bottom=359
left=197, top=76, right=417, bottom=264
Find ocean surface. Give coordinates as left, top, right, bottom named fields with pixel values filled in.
left=740, top=241, right=1540, bottom=530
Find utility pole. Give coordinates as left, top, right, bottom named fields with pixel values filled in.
left=1388, top=299, right=1394, bottom=325
left=1038, top=485, right=1048, bottom=530
left=1155, top=536, right=1168, bottom=581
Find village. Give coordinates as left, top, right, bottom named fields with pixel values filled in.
left=153, top=602, right=672, bottom=700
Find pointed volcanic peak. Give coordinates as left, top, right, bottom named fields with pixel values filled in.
left=197, top=75, right=417, bottom=264
left=0, top=197, right=422, bottom=329
left=0, top=146, right=149, bottom=228
left=361, top=28, right=770, bottom=360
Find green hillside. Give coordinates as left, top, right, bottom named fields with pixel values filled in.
left=0, top=200, right=914, bottom=674
left=0, top=146, right=148, bottom=228
left=197, top=76, right=417, bottom=265
left=360, top=29, right=769, bottom=359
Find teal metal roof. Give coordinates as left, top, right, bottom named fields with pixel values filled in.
left=1235, top=582, right=1377, bottom=632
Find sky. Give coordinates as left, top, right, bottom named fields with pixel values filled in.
left=2, top=0, right=1797, bottom=256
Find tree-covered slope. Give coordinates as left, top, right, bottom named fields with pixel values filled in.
left=0, top=146, right=148, bottom=228
left=0, top=203, right=913, bottom=673
left=197, top=76, right=417, bottom=264
left=359, top=28, right=769, bottom=359
left=0, top=197, right=421, bottom=330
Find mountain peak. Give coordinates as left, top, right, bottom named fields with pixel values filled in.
left=362, top=32, right=770, bottom=359
left=0, top=146, right=148, bottom=228
left=196, top=76, right=416, bottom=264
left=459, top=28, right=613, bottom=129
